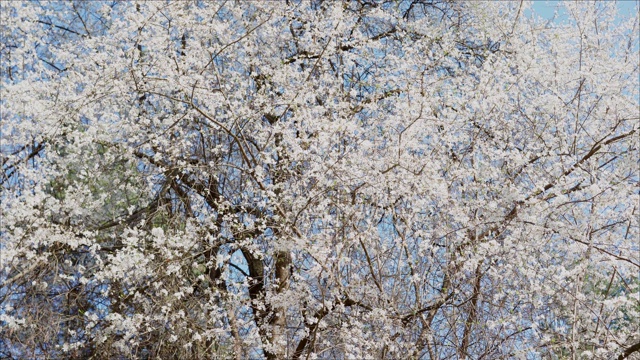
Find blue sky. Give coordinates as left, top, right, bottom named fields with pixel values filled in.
left=530, top=0, right=638, bottom=22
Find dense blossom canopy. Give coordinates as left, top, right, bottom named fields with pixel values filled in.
left=1, top=1, right=638, bottom=359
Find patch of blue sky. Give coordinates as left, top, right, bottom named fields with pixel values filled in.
left=529, top=0, right=638, bottom=24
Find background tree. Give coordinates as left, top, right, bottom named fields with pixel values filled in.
left=1, top=1, right=638, bottom=359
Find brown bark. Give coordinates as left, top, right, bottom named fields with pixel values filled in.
left=459, top=262, right=483, bottom=358
left=618, top=341, right=640, bottom=360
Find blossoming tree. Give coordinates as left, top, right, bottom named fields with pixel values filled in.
left=1, top=1, right=638, bottom=359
